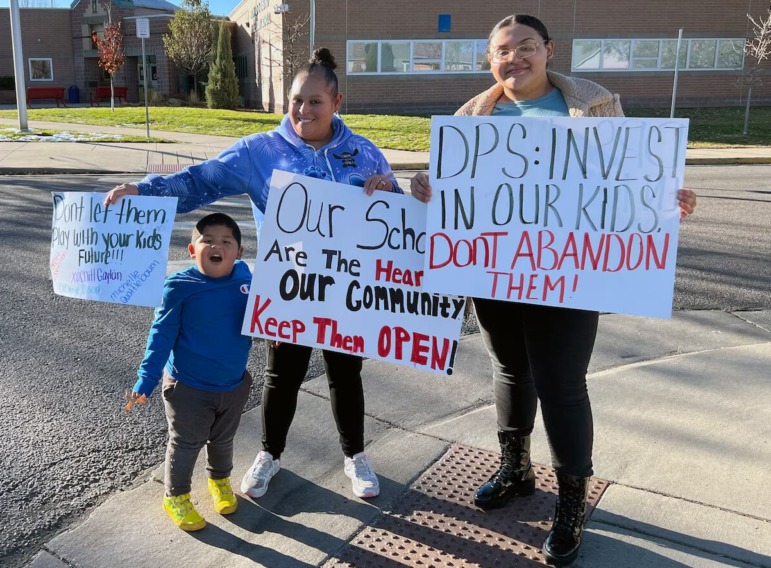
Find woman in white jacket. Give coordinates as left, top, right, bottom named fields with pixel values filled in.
left=411, top=14, right=696, bottom=567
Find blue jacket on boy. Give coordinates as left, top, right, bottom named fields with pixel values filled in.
left=134, top=260, right=252, bottom=397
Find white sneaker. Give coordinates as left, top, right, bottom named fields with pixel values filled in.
left=344, top=452, right=380, bottom=498
left=240, top=451, right=280, bottom=498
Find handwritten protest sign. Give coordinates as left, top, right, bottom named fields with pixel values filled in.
left=50, top=192, right=177, bottom=307
left=241, top=171, right=465, bottom=375
left=424, top=116, right=689, bottom=318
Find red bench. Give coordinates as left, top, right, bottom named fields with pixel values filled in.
left=90, top=85, right=128, bottom=106
left=27, top=87, right=67, bottom=108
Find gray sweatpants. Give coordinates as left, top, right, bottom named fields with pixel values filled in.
left=162, top=371, right=251, bottom=496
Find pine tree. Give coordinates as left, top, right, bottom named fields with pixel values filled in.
left=205, top=21, right=240, bottom=109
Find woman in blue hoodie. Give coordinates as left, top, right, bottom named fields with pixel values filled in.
left=105, top=48, right=397, bottom=502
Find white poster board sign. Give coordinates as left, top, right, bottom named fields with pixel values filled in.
left=50, top=192, right=177, bottom=307
left=241, top=171, right=465, bottom=375
left=424, top=116, right=689, bottom=318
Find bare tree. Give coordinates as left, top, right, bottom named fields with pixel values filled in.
left=280, top=13, right=311, bottom=81
left=742, top=2, right=771, bottom=135
left=163, top=0, right=215, bottom=97
left=257, top=12, right=310, bottom=97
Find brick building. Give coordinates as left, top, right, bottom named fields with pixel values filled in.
left=230, top=0, right=771, bottom=114
left=2, top=0, right=770, bottom=113
left=0, top=8, right=75, bottom=96
left=0, top=0, right=178, bottom=104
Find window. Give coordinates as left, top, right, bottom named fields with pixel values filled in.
left=445, top=41, right=474, bottom=71
left=660, top=40, right=688, bottom=70
left=475, top=40, right=490, bottom=70
left=717, top=39, right=744, bottom=69
left=632, top=40, right=659, bottom=69
left=572, top=40, right=601, bottom=70
left=90, top=23, right=104, bottom=49
left=29, top=58, right=53, bottom=81
left=688, top=40, right=716, bottom=69
left=603, top=41, right=631, bottom=69
left=413, top=41, right=442, bottom=72
left=382, top=42, right=409, bottom=72
left=572, top=38, right=744, bottom=72
left=234, top=56, right=248, bottom=80
left=347, top=41, right=376, bottom=73
left=347, top=39, right=489, bottom=75
left=138, top=55, right=157, bottom=87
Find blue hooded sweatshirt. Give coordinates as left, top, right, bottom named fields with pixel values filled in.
left=136, top=114, right=402, bottom=231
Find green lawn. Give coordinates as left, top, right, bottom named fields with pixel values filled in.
left=1, top=105, right=769, bottom=151
left=626, top=106, right=771, bottom=148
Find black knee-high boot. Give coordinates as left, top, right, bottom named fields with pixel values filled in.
left=542, top=472, right=588, bottom=566
left=474, top=432, right=535, bottom=509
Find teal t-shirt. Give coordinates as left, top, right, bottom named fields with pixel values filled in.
left=492, top=88, right=569, bottom=117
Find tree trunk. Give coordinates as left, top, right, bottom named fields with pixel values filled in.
left=110, top=78, right=115, bottom=112
left=743, top=83, right=753, bottom=136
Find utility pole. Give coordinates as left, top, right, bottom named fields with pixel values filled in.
left=670, top=28, right=683, bottom=119
left=309, top=0, right=315, bottom=53
left=9, top=0, right=29, bottom=130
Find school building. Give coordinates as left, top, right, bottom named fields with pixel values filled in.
left=0, top=0, right=187, bottom=105
left=2, top=0, right=770, bottom=113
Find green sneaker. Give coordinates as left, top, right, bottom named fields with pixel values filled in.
left=208, top=477, right=237, bottom=515
left=163, top=494, right=206, bottom=531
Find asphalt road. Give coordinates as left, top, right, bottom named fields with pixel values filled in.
left=0, top=166, right=770, bottom=567
left=674, top=165, right=771, bottom=310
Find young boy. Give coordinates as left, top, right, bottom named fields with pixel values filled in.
left=130, top=212, right=253, bottom=531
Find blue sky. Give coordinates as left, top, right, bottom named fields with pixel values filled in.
left=0, top=0, right=241, bottom=17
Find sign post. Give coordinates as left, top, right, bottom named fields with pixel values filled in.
left=136, top=18, right=150, bottom=138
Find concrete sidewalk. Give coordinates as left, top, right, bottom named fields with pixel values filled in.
left=27, top=309, right=771, bottom=568
left=3, top=117, right=771, bottom=174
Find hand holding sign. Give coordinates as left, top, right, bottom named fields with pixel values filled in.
left=241, top=170, right=465, bottom=375
left=423, top=116, right=690, bottom=319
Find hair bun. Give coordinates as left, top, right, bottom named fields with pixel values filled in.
left=310, top=47, right=337, bottom=70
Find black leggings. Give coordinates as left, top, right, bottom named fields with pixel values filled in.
left=261, top=341, right=365, bottom=459
left=473, top=298, right=598, bottom=477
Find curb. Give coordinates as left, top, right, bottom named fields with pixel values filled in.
left=391, top=162, right=429, bottom=171
left=0, top=168, right=144, bottom=175
left=683, top=157, right=771, bottom=165
left=376, top=158, right=771, bottom=169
